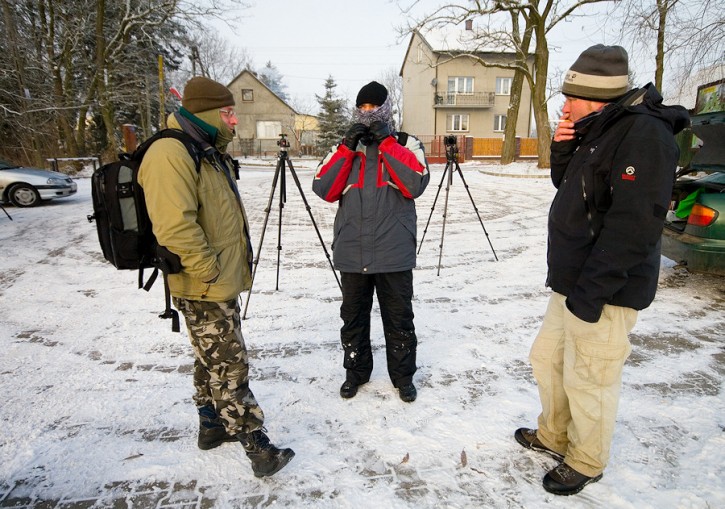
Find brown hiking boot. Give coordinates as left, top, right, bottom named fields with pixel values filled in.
left=543, top=463, right=603, bottom=496
left=514, top=428, right=564, bottom=461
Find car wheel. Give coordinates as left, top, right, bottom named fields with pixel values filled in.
left=8, top=183, right=41, bottom=207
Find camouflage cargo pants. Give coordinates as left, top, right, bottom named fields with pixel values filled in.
left=174, top=297, right=264, bottom=435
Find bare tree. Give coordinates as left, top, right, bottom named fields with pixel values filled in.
left=176, top=31, right=254, bottom=85
left=376, top=66, right=403, bottom=130
left=613, top=0, right=725, bottom=95
left=401, top=0, right=615, bottom=168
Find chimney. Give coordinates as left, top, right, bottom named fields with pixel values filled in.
left=465, top=20, right=473, bottom=31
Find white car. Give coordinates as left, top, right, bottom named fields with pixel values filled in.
left=0, top=159, right=77, bottom=207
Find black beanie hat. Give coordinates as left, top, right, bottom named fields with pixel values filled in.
left=561, top=44, right=630, bottom=101
left=356, top=81, right=388, bottom=107
left=182, top=76, right=235, bottom=113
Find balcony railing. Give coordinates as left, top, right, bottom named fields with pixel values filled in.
left=434, top=91, right=496, bottom=108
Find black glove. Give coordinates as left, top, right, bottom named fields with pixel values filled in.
left=369, top=121, right=392, bottom=143
left=343, top=123, right=369, bottom=150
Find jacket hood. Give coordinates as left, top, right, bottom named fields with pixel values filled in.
left=582, top=84, right=690, bottom=139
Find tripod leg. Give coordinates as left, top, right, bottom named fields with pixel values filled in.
left=454, top=162, right=498, bottom=261
left=417, top=163, right=449, bottom=254
left=242, top=160, right=282, bottom=320
left=436, top=162, right=454, bottom=275
left=285, top=158, right=342, bottom=291
left=276, top=158, right=286, bottom=291
left=0, top=203, right=12, bottom=220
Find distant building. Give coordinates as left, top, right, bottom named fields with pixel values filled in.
left=227, top=69, right=319, bottom=156
left=400, top=22, right=534, bottom=138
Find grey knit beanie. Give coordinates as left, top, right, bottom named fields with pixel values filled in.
left=561, top=44, right=629, bottom=101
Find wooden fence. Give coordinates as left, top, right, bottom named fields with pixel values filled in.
left=417, top=135, right=538, bottom=163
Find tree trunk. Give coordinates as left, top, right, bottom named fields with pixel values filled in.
left=655, top=0, right=668, bottom=91
left=532, top=20, right=552, bottom=168
left=1, top=0, right=43, bottom=164
left=502, top=13, right=534, bottom=165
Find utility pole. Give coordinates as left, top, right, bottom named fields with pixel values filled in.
left=158, top=54, right=165, bottom=129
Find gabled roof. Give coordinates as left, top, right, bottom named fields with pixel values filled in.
left=416, top=25, right=510, bottom=54
left=400, top=24, right=519, bottom=76
left=227, top=69, right=299, bottom=114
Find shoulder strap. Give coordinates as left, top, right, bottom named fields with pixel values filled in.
left=133, top=129, right=205, bottom=173
left=396, top=131, right=409, bottom=146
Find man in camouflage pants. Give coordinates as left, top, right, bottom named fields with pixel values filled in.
left=139, top=77, right=294, bottom=478
left=174, top=299, right=265, bottom=434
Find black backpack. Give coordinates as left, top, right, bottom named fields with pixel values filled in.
left=87, top=129, right=204, bottom=332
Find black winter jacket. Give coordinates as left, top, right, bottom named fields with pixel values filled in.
left=312, top=133, right=429, bottom=274
left=548, top=84, right=689, bottom=322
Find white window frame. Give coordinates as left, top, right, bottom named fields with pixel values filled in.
left=256, top=120, right=282, bottom=139
left=447, top=76, right=474, bottom=95
left=494, top=114, right=507, bottom=132
left=447, top=114, right=469, bottom=132
left=495, top=77, right=513, bottom=95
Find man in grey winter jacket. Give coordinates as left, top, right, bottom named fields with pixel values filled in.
left=313, top=81, right=429, bottom=403
left=515, top=45, right=689, bottom=496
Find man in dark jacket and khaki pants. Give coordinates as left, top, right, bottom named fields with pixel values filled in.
left=313, top=81, right=429, bottom=403
left=515, top=45, right=689, bottom=495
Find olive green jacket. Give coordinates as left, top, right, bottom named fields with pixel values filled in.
left=138, top=114, right=252, bottom=302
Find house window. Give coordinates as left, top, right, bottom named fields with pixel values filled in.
left=256, top=120, right=281, bottom=139
left=447, top=114, right=469, bottom=132
left=447, top=77, right=474, bottom=94
left=494, top=114, right=507, bottom=132
left=496, top=77, right=512, bottom=95
left=242, top=89, right=254, bottom=101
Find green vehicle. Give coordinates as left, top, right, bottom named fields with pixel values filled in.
left=662, top=79, right=725, bottom=276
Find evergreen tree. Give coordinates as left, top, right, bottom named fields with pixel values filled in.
left=315, top=76, right=349, bottom=153
left=258, top=61, right=289, bottom=102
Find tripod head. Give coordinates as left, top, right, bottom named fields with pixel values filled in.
left=444, top=135, right=458, bottom=162
left=276, top=133, right=290, bottom=154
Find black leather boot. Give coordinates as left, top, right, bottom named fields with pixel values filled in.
left=237, top=429, right=295, bottom=478
left=197, top=405, right=236, bottom=450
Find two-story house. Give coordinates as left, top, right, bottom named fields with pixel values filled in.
left=226, top=69, right=318, bottom=156
left=400, top=22, right=533, bottom=140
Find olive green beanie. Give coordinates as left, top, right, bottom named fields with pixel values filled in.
left=182, top=76, right=234, bottom=113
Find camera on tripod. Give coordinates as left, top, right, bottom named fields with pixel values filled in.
left=276, top=133, right=290, bottom=150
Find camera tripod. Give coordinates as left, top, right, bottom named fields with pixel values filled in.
left=242, top=138, right=341, bottom=320
left=418, top=141, right=498, bottom=275
left=0, top=203, right=11, bottom=220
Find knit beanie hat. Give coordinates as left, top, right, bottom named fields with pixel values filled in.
left=356, top=81, right=388, bottom=107
left=182, top=76, right=234, bottom=113
left=561, top=44, right=630, bottom=101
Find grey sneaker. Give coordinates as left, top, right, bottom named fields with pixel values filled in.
left=543, top=463, right=603, bottom=496
left=514, top=428, right=564, bottom=461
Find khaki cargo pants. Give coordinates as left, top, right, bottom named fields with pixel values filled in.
left=529, top=292, right=637, bottom=477
left=174, top=297, right=265, bottom=435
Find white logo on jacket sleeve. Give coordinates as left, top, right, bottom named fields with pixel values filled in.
left=622, top=166, right=636, bottom=181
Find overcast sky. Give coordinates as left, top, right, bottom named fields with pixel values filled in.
left=212, top=1, right=658, bottom=112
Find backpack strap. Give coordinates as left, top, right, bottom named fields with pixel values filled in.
left=158, top=271, right=180, bottom=332
left=134, top=129, right=200, bottom=332
left=135, top=129, right=205, bottom=173
left=396, top=131, right=409, bottom=146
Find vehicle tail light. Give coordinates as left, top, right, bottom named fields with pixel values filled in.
left=686, top=204, right=718, bottom=227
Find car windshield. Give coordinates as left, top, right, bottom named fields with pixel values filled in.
left=0, top=159, right=20, bottom=170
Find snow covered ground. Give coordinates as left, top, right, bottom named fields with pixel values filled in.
left=0, top=160, right=723, bottom=508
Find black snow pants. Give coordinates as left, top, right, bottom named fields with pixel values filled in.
left=339, top=270, right=418, bottom=388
